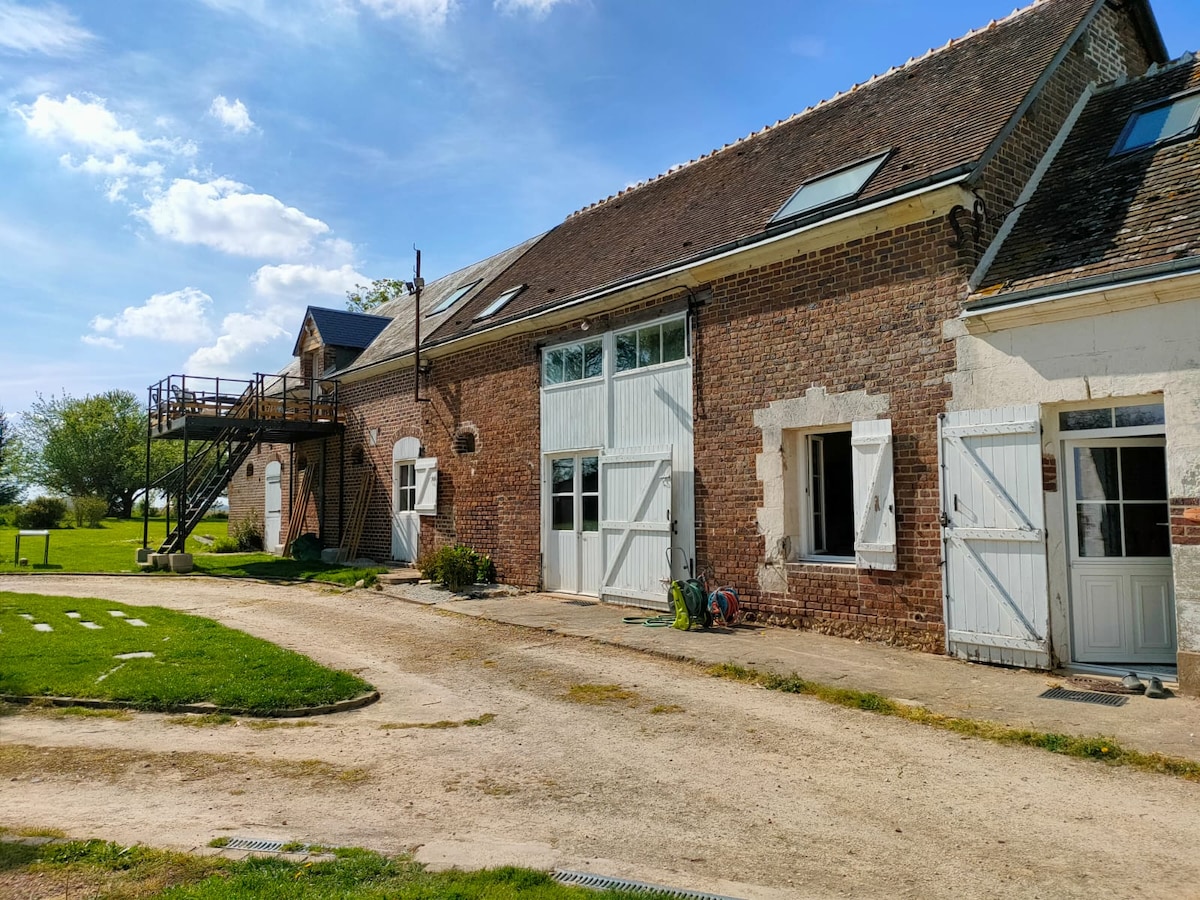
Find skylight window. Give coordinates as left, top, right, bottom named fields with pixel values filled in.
left=474, top=285, right=525, bottom=320
left=1113, top=91, right=1200, bottom=154
left=772, top=152, right=890, bottom=222
left=428, top=280, right=479, bottom=316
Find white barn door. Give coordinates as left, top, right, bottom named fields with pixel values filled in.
left=940, top=406, right=1051, bottom=668
left=600, top=448, right=673, bottom=608
left=264, top=461, right=282, bottom=553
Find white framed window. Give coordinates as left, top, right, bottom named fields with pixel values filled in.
left=543, top=338, right=603, bottom=386
left=395, top=462, right=416, bottom=512
left=614, top=315, right=687, bottom=373
left=772, top=151, right=890, bottom=222
left=787, top=420, right=896, bottom=570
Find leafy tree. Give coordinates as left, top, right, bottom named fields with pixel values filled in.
left=19, top=390, right=181, bottom=518
left=346, top=278, right=406, bottom=313
left=0, top=406, right=22, bottom=504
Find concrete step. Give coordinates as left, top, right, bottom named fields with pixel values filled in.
left=378, top=569, right=422, bottom=585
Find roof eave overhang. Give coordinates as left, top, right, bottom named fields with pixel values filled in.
left=337, top=173, right=975, bottom=384
left=961, top=259, right=1200, bottom=333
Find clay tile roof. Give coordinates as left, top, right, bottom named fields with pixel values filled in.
left=343, top=234, right=543, bottom=372
left=428, top=0, right=1101, bottom=344
left=972, top=54, right=1200, bottom=300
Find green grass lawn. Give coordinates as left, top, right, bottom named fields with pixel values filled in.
left=0, top=517, right=226, bottom=573
left=0, top=516, right=388, bottom=585
left=0, top=839, right=667, bottom=899
left=0, top=592, right=372, bottom=712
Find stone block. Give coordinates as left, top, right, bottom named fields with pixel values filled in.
left=321, top=547, right=347, bottom=564
left=168, top=553, right=193, bottom=573
left=135, top=547, right=152, bottom=564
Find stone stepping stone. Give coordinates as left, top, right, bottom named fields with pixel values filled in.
left=33, top=623, right=52, bottom=632
left=114, top=651, right=154, bottom=660
left=126, top=619, right=148, bottom=627
left=81, top=622, right=102, bottom=630
left=19, top=614, right=33, bottom=621
left=66, top=612, right=82, bottom=619
left=108, top=611, right=127, bottom=618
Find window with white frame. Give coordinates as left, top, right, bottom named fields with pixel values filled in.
left=614, top=316, right=687, bottom=372
left=786, top=420, right=897, bottom=570
left=543, top=338, right=603, bottom=386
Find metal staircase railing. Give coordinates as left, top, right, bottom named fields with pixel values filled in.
left=155, top=427, right=262, bottom=554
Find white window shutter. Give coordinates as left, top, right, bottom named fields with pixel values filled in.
left=413, top=457, right=438, bottom=515
left=851, top=420, right=897, bottom=571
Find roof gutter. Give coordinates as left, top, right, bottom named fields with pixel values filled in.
left=963, top=256, right=1200, bottom=316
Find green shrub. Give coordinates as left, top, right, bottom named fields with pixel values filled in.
left=417, top=544, right=492, bottom=591
left=206, top=509, right=229, bottom=520
left=72, top=495, right=109, bottom=528
left=211, top=536, right=240, bottom=553
left=0, top=503, right=21, bottom=526
left=15, top=496, right=69, bottom=529
left=231, top=513, right=263, bottom=551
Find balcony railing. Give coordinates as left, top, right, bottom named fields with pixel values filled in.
left=149, top=373, right=340, bottom=431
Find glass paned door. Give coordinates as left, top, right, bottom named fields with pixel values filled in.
left=1068, top=438, right=1175, bottom=664
left=544, top=453, right=601, bottom=595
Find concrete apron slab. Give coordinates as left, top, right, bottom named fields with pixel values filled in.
left=380, top=585, right=1200, bottom=764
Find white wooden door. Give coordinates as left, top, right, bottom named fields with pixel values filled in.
left=1066, top=439, right=1175, bottom=663
left=264, top=461, right=282, bottom=553
left=543, top=453, right=601, bottom=595
left=940, top=406, right=1051, bottom=668
left=600, top=448, right=673, bottom=608
left=392, top=459, right=419, bottom=563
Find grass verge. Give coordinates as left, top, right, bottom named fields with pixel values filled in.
left=191, top=554, right=388, bottom=586
left=708, top=662, right=1200, bottom=781
left=0, top=839, right=670, bottom=899
left=0, top=592, right=372, bottom=712
left=0, top=517, right=228, bottom=574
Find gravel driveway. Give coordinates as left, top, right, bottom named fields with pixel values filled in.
left=2, top=574, right=1199, bottom=899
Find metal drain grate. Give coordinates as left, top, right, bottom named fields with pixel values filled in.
left=553, top=870, right=742, bottom=899
left=222, top=837, right=287, bottom=852
left=1039, top=687, right=1128, bottom=707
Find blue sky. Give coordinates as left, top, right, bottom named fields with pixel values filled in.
left=2, top=0, right=1197, bottom=416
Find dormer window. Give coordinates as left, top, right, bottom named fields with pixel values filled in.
left=771, top=151, right=890, bottom=222
left=428, top=280, right=480, bottom=316
left=1113, top=90, right=1200, bottom=155
left=475, top=285, right=525, bottom=320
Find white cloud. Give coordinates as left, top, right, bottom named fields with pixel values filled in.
left=89, top=287, right=215, bottom=344
left=359, top=0, right=454, bottom=26
left=251, top=262, right=366, bottom=301
left=61, top=152, right=165, bottom=179
left=185, top=311, right=289, bottom=375
left=209, top=95, right=255, bottom=133
left=0, top=1, right=93, bottom=56
left=81, top=333, right=122, bottom=350
left=136, top=178, right=331, bottom=259
left=494, top=0, right=566, bottom=16
left=13, top=94, right=189, bottom=157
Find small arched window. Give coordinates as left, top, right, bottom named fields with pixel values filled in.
left=351, top=445, right=365, bottom=465
left=245, top=463, right=255, bottom=478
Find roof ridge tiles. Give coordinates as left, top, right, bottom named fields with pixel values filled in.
left=565, top=0, right=1053, bottom=220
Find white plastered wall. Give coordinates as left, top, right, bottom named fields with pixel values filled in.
left=753, top=387, right=890, bottom=594
left=947, top=296, right=1200, bottom=662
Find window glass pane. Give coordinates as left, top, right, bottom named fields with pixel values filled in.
left=1077, top=503, right=1122, bottom=557
left=1060, top=409, right=1113, bottom=431
left=1115, top=404, right=1165, bottom=428
left=616, top=332, right=636, bottom=372
left=1074, top=447, right=1119, bottom=501
left=581, top=496, right=599, bottom=532
left=1124, top=504, right=1170, bottom=556
left=552, top=496, right=574, bottom=530
left=563, top=344, right=584, bottom=382
left=662, top=319, right=686, bottom=362
left=1120, top=446, right=1167, bottom=501
left=544, top=348, right=563, bottom=385
left=580, top=456, right=599, bottom=494
left=551, top=458, right=574, bottom=494
left=1120, top=95, right=1200, bottom=152
left=583, top=341, right=603, bottom=379
left=821, top=431, right=855, bottom=557
left=773, top=154, right=887, bottom=221
left=638, top=326, right=661, bottom=367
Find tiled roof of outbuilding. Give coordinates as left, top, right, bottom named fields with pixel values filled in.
left=972, top=55, right=1200, bottom=301
left=295, top=307, right=392, bottom=355
left=427, top=0, right=1107, bottom=343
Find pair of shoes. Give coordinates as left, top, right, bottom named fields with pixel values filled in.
left=1121, top=672, right=1146, bottom=693
left=1145, top=676, right=1172, bottom=700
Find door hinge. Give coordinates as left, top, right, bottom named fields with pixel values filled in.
left=939, top=512, right=951, bottom=528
